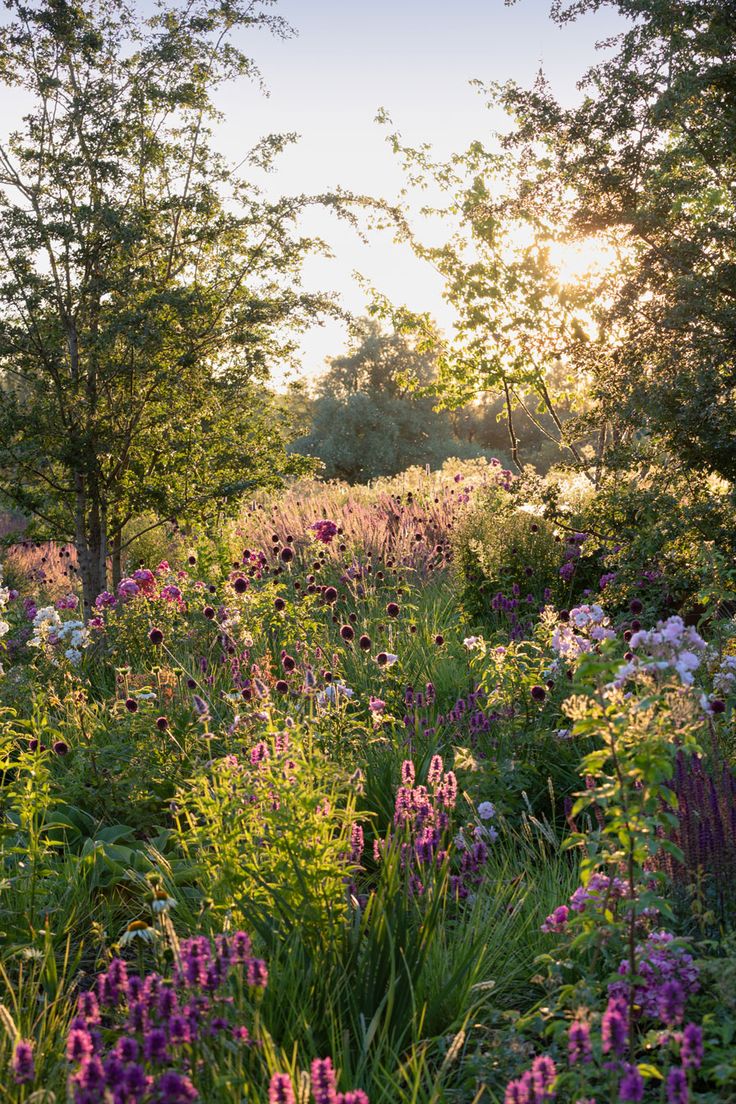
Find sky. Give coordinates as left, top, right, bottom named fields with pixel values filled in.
left=212, top=0, right=625, bottom=387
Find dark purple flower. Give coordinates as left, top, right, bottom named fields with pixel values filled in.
left=143, top=1026, right=169, bottom=1063
left=233, top=577, right=248, bottom=594
left=125, top=697, right=138, bottom=713
left=386, top=602, right=399, bottom=617
left=340, top=624, right=354, bottom=642
left=11, top=1039, right=35, bottom=1084
left=666, top=1067, right=688, bottom=1104
left=619, top=1064, right=644, bottom=1103
left=53, top=739, right=69, bottom=755
left=154, top=1070, right=198, bottom=1103
left=148, top=627, right=164, bottom=646
left=681, top=1022, right=703, bottom=1069
left=274, top=597, right=286, bottom=611
left=530, top=684, right=546, bottom=702
left=602, top=998, right=628, bottom=1056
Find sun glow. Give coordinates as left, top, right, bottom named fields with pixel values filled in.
left=546, top=235, right=622, bottom=286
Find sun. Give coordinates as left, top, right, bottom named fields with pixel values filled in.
left=546, top=235, right=621, bottom=286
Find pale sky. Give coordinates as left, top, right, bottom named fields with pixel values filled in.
left=0, top=0, right=625, bottom=388
left=213, top=0, right=625, bottom=387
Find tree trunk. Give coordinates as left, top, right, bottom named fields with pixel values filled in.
left=111, top=528, right=122, bottom=592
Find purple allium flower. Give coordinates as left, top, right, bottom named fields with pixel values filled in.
left=311, top=1057, right=338, bottom=1104
left=117, top=578, right=140, bottom=599
left=53, top=739, right=69, bottom=755
left=310, top=520, right=338, bottom=544
left=386, top=602, right=399, bottom=617
left=125, top=697, right=138, bottom=713
left=156, top=716, right=169, bottom=732
left=274, top=597, right=286, bottom=611
left=269, top=1073, right=295, bottom=1104
left=666, top=1067, right=688, bottom=1104
left=148, top=626, right=164, bottom=646
left=11, top=1039, right=35, bottom=1084
left=619, top=1064, right=644, bottom=1102
left=681, top=1022, right=703, bottom=1069
left=568, top=1020, right=592, bottom=1065
left=530, top=684, right=546, bottom=702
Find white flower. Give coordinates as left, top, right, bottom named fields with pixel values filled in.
left=463, top=635, right=483, bottom=650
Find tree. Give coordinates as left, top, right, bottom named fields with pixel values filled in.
left=0, top=0, right=337, bottom=607
left=372, top=111, right=604, bottom=480
left=500, top=0, right=736, bottom=480
left=292, top=318, right=487, bottom=482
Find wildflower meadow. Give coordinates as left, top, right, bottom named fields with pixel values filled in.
left=1, top=0, right=736, bottom=1101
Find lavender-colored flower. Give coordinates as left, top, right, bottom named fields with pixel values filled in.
left=67, top=1027, right=94, bottom=1063
left=681, top=1022, right=703, bottom=1069
left=311, top=1057, right=338, bottom=1104
left=11, top=1039, right=35, bottom=1084
left=531, top=1055, right=556, bottom=1100
left=619, top=1065, right=644, bottom=1103
left=143, top=1026, right=169, bottom=1063
left=602, top=997, right=628, bottom=1056
left=659, top=979, right=686, bottom=1025
left=154, top=1070, right=198, bottom=1103
left=666, top=1067, right=688, bottom=1104
left=568, top=1020, right=592, bottom=1065
left=269, top=1073, right=295, bottom=1104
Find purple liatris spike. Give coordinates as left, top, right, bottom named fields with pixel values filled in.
left=311, top=1057, right=338, bottom=1104
left=531, top=1054, right=556, bottom=1100
left=11, top=1039, right=35, bottom=1084
left=666, top=1067, right=688, bottom=1104
left=681, top=1022, right=703, bottom=1069
left=269, top=1073, right=295, bottom=1104
left=619, top=1065, right=644, bottom=1103
left=602, top=997, right=628, bottom=1056
left=567, top=1020, right=592, bottom=1065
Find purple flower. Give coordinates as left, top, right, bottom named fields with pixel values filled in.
left=531, top=1054, right=556, bottom=1100
left=619, top=1065, right=644, bottom=1103
left=681, top=1022, right=703, bottom=1069
left=11, top=1039, right=35, bottom=1084
left=67, top=1027, right=94, bottom=1063
left=311, top=1057, right=338, bottom=1104
left=666, top=1067, right=688, bottom=1104
left=143, top=1026, right=169, bottom=1063
left=154, top=1070, right=198, bottom=1103
left=602, top=997, right=628, bottom=1056
left=541, top=905, right=569, bottom=934
left=567, top=1020, right=592, bottom=1065
left=269, top=1073, right=296, bottom=1104
left=659, top=979, right=686, bottom=1025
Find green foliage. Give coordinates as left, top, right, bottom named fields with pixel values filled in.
left=294, top=319, right=488, bottom=483
left=501, top=0, right=736, bottom=481
left=0, top=0, right=327, bottom=606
